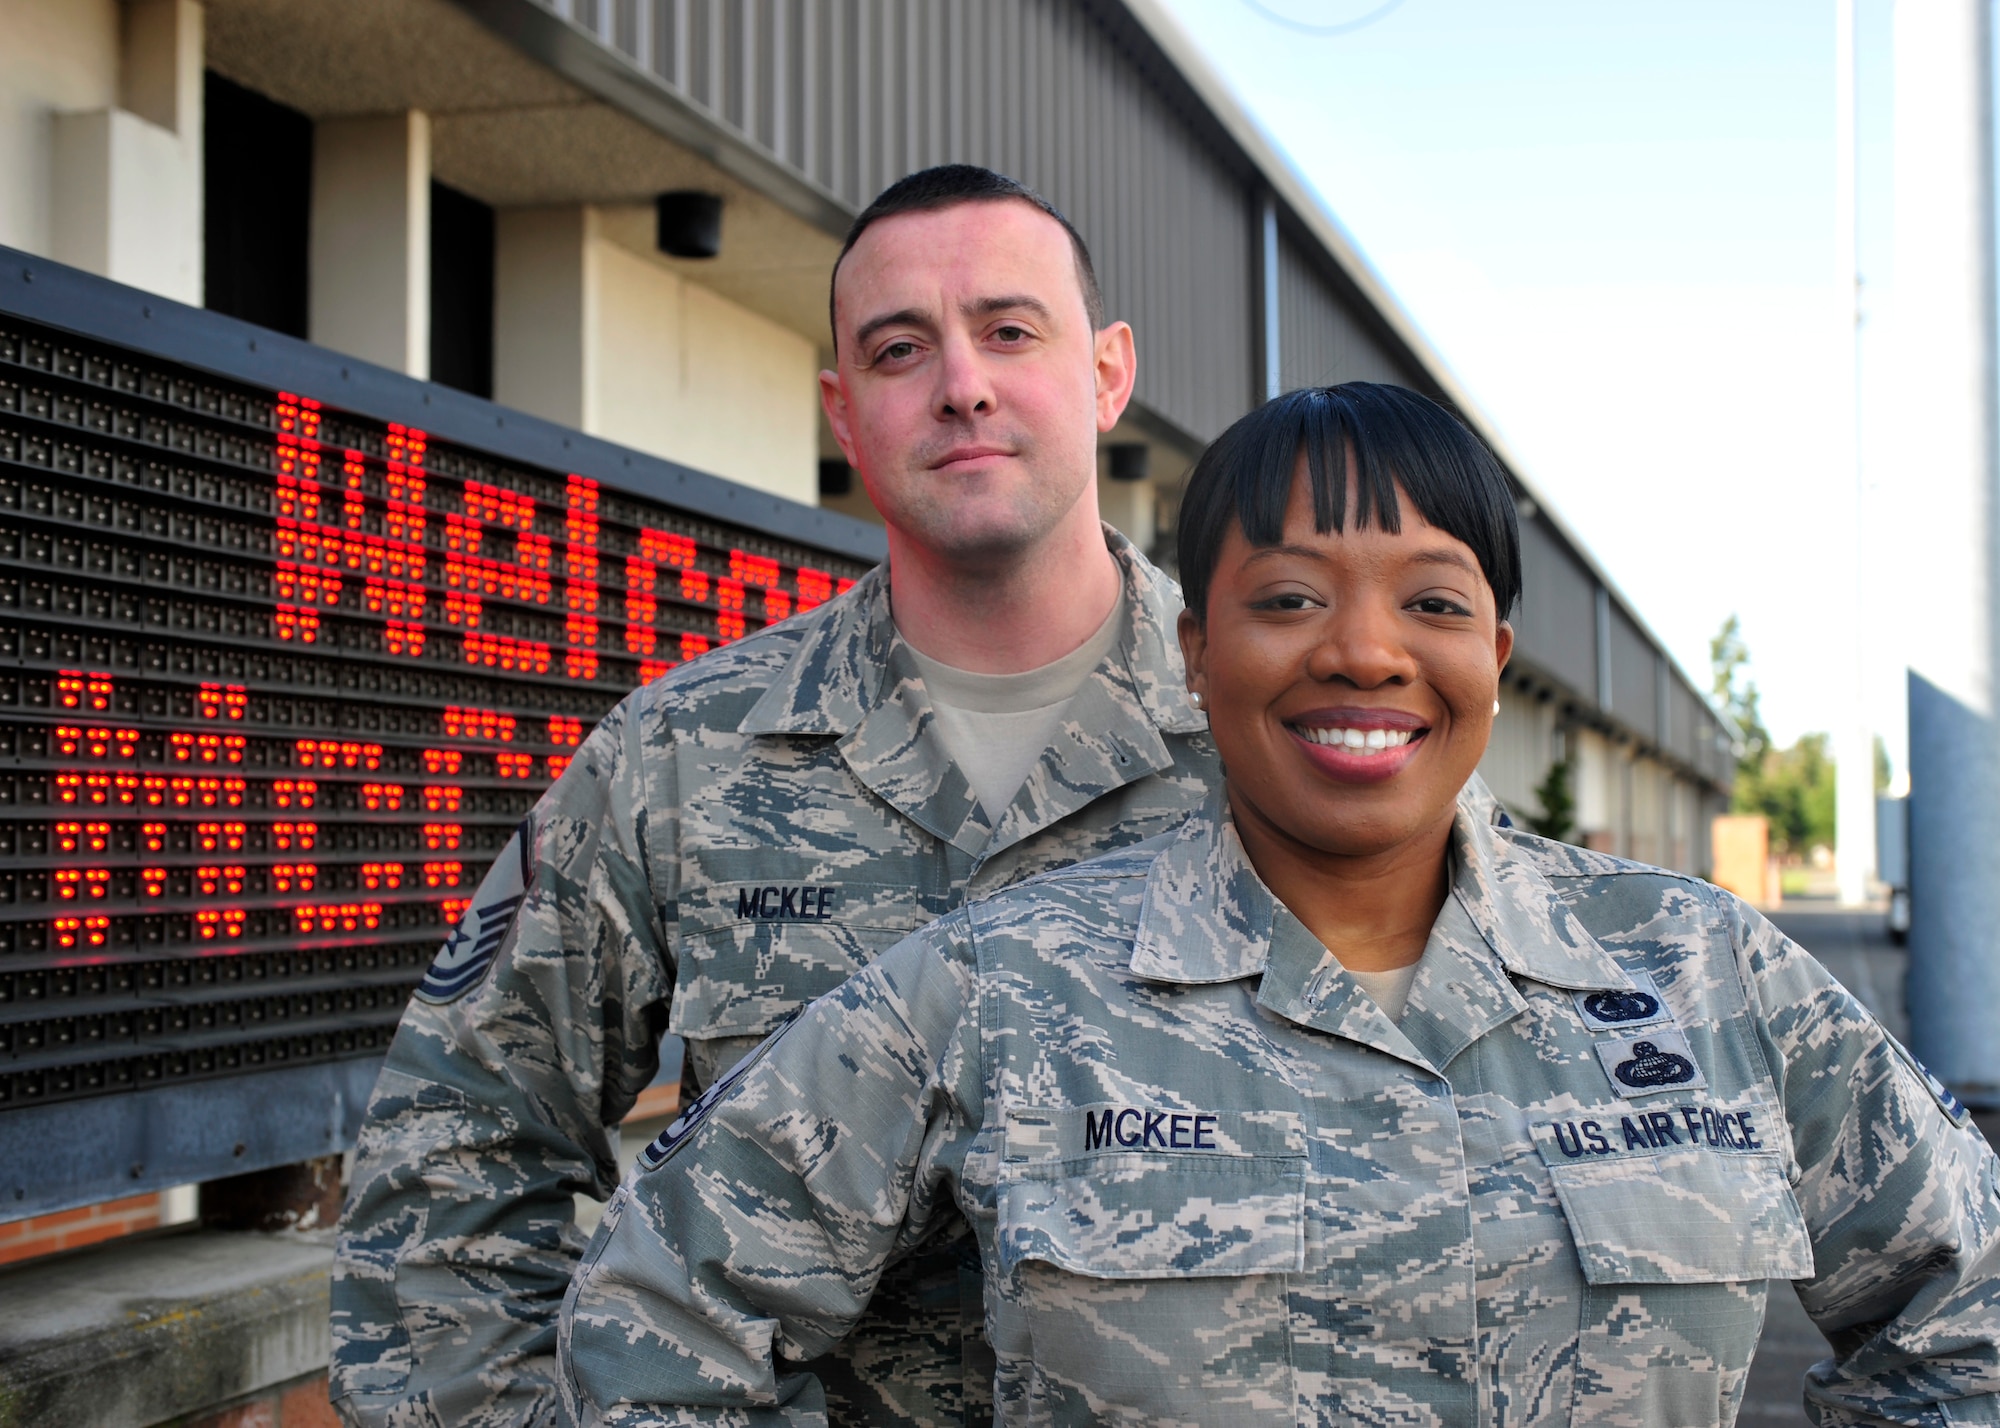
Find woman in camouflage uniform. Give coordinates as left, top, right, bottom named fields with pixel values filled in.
left=561, top=384, right=2000, bottom=1426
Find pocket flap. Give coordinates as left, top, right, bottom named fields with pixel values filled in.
left=997, top=1158, right=1306, bottom=1281
left=1536, top=1116, right=1813, bottom=1284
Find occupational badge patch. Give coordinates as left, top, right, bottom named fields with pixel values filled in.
left=1594, top=1026, right=1706, bottom=1097
left=1574, top=973, right=1670, bottom=1032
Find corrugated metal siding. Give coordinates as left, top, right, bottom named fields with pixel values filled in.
left=540, top=0, right=1255, bottom=440
left=1609, top=605, right=1655, bottom=741
left=1276, top=231, right=1420, bottom=392
left=1514, top=516, right=1596, bottom=698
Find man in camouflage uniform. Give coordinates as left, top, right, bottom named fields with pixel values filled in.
left=561, top=788, right=2000, bottom=1426
left=329, top=166, right=1221, bottom=1427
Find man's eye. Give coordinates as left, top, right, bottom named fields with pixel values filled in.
left=880, top=341, right=918, bottom=362
left=993, top=325, right=1028, bottom=342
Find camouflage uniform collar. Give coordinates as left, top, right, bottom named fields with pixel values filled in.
left=1131, top=786, right=1637, bottom=1004
left=737, top=526, right=1200, bottom=739
left=738, top=528, right=1203, bottom=857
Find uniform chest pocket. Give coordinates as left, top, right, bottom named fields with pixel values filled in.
left=991, top=1112, right=1306, bottom=1427
left=669, top=879, right=925, bottom=1040
left=1535, top=1122, right=1814, bottom=1284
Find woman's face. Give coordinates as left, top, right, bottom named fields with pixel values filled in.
left=1178, top=464, right=1513, bottom=865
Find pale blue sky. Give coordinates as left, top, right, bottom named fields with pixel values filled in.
left=1160, top=0, right=1898, bottom=753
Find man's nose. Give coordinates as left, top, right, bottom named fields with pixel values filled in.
left=934, top=330, right=996, bottom=419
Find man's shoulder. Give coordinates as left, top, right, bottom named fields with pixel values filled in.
left=627, top=601, right=837, bottom=731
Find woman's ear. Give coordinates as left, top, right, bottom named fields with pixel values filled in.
left=1494, top=619, right=1515, bottom=675
left=1177, top=607, right=1209, bottom=704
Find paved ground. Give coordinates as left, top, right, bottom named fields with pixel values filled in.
left=1738, top=903, right=1923, bottom=1424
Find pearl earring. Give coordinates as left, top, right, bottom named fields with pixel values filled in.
left=1492, top=699, right=1501, bottom=715
left=1190, top=691, right=1204, bottom=709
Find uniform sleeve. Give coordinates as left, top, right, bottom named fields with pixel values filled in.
left=557, top=917, right=983, bottom=1428
left=1735, top=900, right=2000, bottom=1425
left=331, top=694, right=678, bottom=1428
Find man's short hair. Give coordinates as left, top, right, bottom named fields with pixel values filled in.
left=828, top=165, right=1107, bottom=350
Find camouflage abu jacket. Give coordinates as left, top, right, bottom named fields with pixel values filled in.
left=330, top=530, right=1218, bottom=1428
left=560, top=787, right=2000, bottom=1427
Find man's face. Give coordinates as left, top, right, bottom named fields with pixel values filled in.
left=821, top=199, right=1133, bottom=568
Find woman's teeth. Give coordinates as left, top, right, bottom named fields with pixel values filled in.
left=1296, top=725, right=1415, bottom=752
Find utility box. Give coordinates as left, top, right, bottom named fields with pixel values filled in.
left=1711, top=814, right=1780, bottom=907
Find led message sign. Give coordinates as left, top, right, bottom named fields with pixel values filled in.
left=0, top=314, right=870, bottom=1113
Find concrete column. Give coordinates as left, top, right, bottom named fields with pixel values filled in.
left=50, top=0, right=203, bottom=304
left=493, top=205, right=596, bottom=429
left=1897, top=0, right=2000, bottom=1101
left=310, top=111, right=431, bottom=377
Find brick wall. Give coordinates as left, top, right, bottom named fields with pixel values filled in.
left=0, top=1190, right=182, bottom=1266
left=184, top=1371, right=340, bottom=1428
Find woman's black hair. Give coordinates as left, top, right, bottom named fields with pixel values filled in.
left=1175, top=382, right=1521, bottom=623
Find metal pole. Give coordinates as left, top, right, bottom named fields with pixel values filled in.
left=1262, top=192, right=1282, bottom=402
left=1899, top=0, right=2000, bottom=1103
left=1835, top=0, right=1876, bottom=906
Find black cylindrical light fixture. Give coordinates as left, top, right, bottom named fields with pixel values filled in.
left=656, top=191, right=723, bottom=258
left=818, top=459, right=854, bottom=497
left=1107, top=443, right=1149, bottom=482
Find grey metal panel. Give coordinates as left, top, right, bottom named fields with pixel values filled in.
left=1275, top=231, right=1420, bottom=392
left=1671, top=678, right=1704, bottom=767
left=1512, top=516, right=1597, bottom=700
left=0, top=1058, right=379, bottom=1220
left=1609, top=605, right=1656, bottom=741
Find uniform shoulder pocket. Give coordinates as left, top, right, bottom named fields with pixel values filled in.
left=1534, top=1111, right=1812, bottom=1284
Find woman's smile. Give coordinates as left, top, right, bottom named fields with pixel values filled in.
left=1286, top=708, right=1428, bottom=784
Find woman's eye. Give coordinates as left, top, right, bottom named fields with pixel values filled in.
left=1410, top=596, right=1469, bottom=616
left=1256, top=593, right=1318, bottom=611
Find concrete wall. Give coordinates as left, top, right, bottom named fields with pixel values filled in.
left=494, top=205, right=818, bottom=507
left=1, top=0, right=202, bottom=304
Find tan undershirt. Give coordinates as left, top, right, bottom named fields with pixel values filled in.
left=1347, top=961, right=1420, bottom=1023
left=904, top=602, right=1125, bottom=819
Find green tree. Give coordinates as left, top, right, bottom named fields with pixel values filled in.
left=1746, top=732, right=1837, bottom=857
left=1709, top=616, right=1838, bottom=857
left=1529, top=753, right=1576, bottom=842
left=1710, top=614, right=1771, bottom=784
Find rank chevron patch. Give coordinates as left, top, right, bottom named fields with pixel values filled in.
left=415, top=817, right=534, bottom=1004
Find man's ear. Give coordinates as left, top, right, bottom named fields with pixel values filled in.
left=1094, top=321, right=1138, bottom=433
left=819, top=369, right=860, bottom=467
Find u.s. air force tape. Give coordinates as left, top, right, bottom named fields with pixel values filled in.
left=638, top=1009, right=804, bottom=1172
